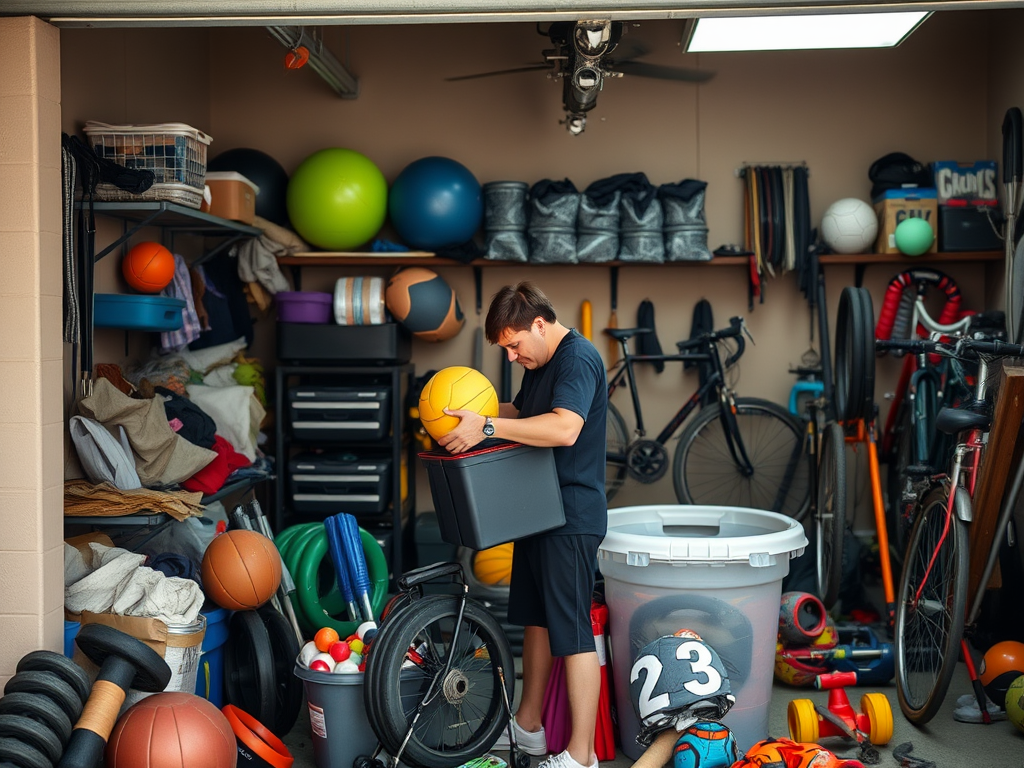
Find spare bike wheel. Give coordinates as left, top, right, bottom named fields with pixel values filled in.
left=364, top=594, right=515, bottom=767
left=258, top=605, right=304, bottom=737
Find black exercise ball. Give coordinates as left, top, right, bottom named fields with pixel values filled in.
left=207, top=148, right=290, bottom=226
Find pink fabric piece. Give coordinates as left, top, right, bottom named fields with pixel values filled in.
left=168, top=417, right=184, bottom=432
left=541, top=656, right=572, bottom=753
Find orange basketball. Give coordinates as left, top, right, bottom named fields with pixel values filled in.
left=123, top=241, right=175, bottom=293
left=473, top=542, right=514, bottom=586
left=106, top=692, right=236, bottom=768
left=201, top=529, right=282, bottom=611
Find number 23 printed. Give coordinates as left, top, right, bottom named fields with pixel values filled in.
left=631, top=641, right=724, bottom=720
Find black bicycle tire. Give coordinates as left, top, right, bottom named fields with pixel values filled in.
left=886, top=400, right=914, bottom=561
left=816, top=422, right=847, bottom=609
left=257, top=606, right=304, bottom=737
left=895, top=485, right=969, bottom=725
left=605, top=402, right=629, bottom=501
left=835, top=287, right=867, bottom=423
left=364, top=594, right=514, bottom=767
left=672, top=397, right=810, bottom=520
left=224, top=610, right=277, bottom=728
left=855, top=287, right=877, bottom=422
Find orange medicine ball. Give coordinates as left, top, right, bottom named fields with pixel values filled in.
left=106, top=693, right=236, bottom=768
left=201, top=529, right=282, bottom=611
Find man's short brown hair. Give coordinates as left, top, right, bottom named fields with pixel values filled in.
left=485, top=282, right=557, bottom=344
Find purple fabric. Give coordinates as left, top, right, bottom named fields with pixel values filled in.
left=160, top=252, right=202, bottom=351
left=541, top=656, right=572, bottom=753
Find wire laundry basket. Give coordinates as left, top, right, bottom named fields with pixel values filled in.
left=82, top=121, right=212, bottom=208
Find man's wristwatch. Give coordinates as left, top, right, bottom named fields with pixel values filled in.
left=482, top=417, right=495, bottom=437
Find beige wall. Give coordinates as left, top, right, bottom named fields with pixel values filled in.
left=0, top=16, right=66, bottom=675
left=58, top=12, right=1005, bottom=519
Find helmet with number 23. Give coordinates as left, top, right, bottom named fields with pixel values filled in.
left=630, top=634, right=736, bottom=745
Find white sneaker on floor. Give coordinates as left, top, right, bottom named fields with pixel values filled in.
left=493, top=720, right=548, bottom=756
left=952, top=695, right=1008, bottom=723
left=536, top=750, right=598, bottom=768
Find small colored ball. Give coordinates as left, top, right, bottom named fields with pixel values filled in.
left=894, top=217, right=935, bottom=256
left=329, top=641, right=351, bottom=662
left=299, top=641, right=319, bottom=668
left=315, top=627, right=341, bottom=653
left=356, top=621, right=378, bottom=640
left=349, top=638, right=365, bottom=656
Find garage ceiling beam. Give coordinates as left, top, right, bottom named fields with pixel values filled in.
left=266, top=25, right=359, bottom=98
left=8, top=0, right=1024, bottom=27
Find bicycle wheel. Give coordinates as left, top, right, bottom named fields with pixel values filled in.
left=835, top=286, right=876, bottom=423
left=606, top=401, right=629, bottom=501
left=816, top=422, right=847, bottom=609
left=895, top=485, right=969, bottom=725
left=364, top=594, right=515, bottom=767
left=886, top=399, right=914, bottom=559
left=673, top=397, right=810, bottom=520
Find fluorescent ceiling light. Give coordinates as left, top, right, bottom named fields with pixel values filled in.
left=684, top=11, right=931, bottom=53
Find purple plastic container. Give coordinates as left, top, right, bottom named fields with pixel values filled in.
left=277, top=291, right=333, bottom=324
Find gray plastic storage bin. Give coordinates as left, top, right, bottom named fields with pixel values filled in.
left=599, top=505, right=807, bottom=756
left=288, top=386, right=391, bottom=441
left=419, top=442, right=565, bottom=550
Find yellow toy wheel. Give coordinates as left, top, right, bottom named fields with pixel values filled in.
left=788, top=698, right=819, bottom=743
left=861, top=693, right=894, bottom=745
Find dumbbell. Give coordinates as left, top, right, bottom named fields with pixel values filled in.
left=0, top=651, right=92, bottom=768
left=57, top=624, right=170, bottom=768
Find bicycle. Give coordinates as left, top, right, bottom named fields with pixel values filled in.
left=874, top=335, right=1024, bottom=725
left=359, top=561, right=528, bottom=768
left=604, top=316, right=810, bottom=519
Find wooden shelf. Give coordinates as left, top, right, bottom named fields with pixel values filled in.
left=278, top=251, right=1002, bottom=268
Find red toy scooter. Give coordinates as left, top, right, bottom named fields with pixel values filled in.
left=787, top=671, right=893, bottom=748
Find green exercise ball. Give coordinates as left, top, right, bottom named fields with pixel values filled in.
left=894, top=217, right=934, bottom=256
left=286, top=148, right=388, bottom=251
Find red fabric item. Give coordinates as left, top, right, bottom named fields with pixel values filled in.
left=182, top=434, right=251, bottom=495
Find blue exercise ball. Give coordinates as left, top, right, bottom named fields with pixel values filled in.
left=208, top=148, right=290, bottom=226
left=389, top=157, right=483, bottom=250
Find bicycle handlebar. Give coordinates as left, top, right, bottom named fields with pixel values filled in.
left=675, top=316, right=746, bottom=352
left=876, top=338, right=1024, bottom=358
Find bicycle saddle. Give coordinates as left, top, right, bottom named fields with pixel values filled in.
left=935, top=405, right=992, bottom=435
left=604, top=327, right=652, bottom=342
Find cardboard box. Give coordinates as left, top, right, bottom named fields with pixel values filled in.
left=933, top=161, right=999, bottom=205
left=205, top=171, right=259, bottom=224
left=873, top=188, right=939, bottom=254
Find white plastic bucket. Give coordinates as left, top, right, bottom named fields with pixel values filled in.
left=598, top=505, right=807, bottom=756
left=123, top=615, right=207, bottom=710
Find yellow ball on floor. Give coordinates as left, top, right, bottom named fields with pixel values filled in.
left=473, top=542, right=514, bottom=586
left=418, top=366, right=498, bottom=441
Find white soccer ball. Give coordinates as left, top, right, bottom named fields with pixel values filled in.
left=821, top=198, right=879, bottom=255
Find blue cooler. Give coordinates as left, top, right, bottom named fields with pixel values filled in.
left=194, top=608, right=230, bottom=707
left=64, top=620, right=80, bottom=658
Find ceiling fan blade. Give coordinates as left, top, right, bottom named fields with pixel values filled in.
left=445, top=63, right=553, bottom=82
left=614, top=60, right=714, bottom=83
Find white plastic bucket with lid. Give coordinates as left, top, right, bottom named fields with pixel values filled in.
left=122, top=615, right=207, bottom=711
left=598, top=505, right=807, bottom=756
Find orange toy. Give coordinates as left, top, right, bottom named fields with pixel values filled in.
left=314, top=627, right=340, bottom=653
left=201, top=529, right=282, bottom=611
left=473, top=542, right=514, bottom=586
left=107, top=693, right=236, bottom=768
left=122, top=241, right=176, bottom=293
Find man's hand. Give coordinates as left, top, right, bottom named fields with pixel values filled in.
left=436, top=408, right=487, bottom=454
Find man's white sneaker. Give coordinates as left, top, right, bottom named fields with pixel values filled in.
left=536, top=750, right=598, bottom=768
left=493, top=720, right=548, bottom=756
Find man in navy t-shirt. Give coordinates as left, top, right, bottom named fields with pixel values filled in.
left=439, top=282, right=607, bottom=768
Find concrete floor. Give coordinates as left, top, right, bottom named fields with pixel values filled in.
left=280, top=659, right=1024, bottom=768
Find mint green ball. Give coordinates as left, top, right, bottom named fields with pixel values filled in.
left=286, top=148, right=388, bottom=251
left=894, top=217, right=934, bottom=256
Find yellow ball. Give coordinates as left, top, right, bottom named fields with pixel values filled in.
left=473, top=542, right=514, bottom=586
left=1006, top=674, right=1024, bottom=733
left=418, top=366, right=498, bottom=441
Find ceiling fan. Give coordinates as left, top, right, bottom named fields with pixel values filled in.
left=446, top=20, right=714, bottom=135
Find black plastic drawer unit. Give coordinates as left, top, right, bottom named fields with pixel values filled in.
left=287, top=386, right=392, bottom=441
left=288, top=453, right=392, bottom=514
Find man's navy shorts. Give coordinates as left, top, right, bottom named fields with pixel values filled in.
left=507, top=533, right=603, bottom=657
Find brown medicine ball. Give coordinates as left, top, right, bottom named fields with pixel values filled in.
left=201, top=529, right=282, bottom=611
left=106, top=692, right=236, bottom=768
left=384, top=267, right=464, bottom=342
